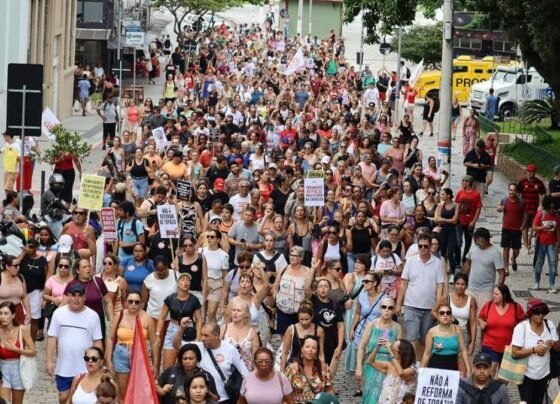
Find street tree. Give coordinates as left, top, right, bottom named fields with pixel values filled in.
left=150, top=0, right=262, bottom=36
left=391, top=23, right=442, bottom=69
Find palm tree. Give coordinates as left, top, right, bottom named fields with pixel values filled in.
left=519, top=96, right=559, bottom=130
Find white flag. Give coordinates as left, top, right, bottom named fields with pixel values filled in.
left=409, top=59, right=424, bottom=88
left=281, top=48, right=306, bottom=75
left=41, top=107, right=59, bottom=140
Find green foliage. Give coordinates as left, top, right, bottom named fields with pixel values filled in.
left=42, top=126, right=92, bottom=166
left=520, top=96, right=559, bottom=130
left=391, top=23, right=442, bottom=69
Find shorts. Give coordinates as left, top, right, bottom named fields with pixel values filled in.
left=403, top=306, right=434, bottom=343
left=452, top=115, right=461, bottom=123
left=467, top=289, right=493, bottom=317
left=206, top=278, right=223, bottom=303
left=28, top=289, right=43, bottom=320
left=276, top=309, right=298, bottom=336
left=79, top=96, right=89, bottom=104
left=423, top=112, right=435, bottom=123
left=1, top=359, right=23, bottom=390
left=163, top=322, right=180, bottom=350
left=523, top=214, right=535, bottom=230
left=4, top=172, right=16, bottom=192
left=481, top=345, right=504, bottom=363
left=501, top=229, right=522, bottom=249
left=113, top=344, right=131, bottom=373
left=56, top=374, right=75, bottom=392
left=132, top=177, right=149, bottom=199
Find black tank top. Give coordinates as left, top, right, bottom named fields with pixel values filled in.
left=441, top=203, right=456, bottom=229
left=289, top=324, right=318, bottom=363
left=178, top=254, right=203, bottom=292
left=351, top=227, right=372, bottom=254
left=130, top=159, right=149, bottom=178
left=451, top=104, right=460, bottom=117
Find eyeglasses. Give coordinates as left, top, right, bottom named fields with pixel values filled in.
left=439, top=310, right=452, bottom=316
left=207, top=235, right=216, bottom=239
left=58, top=264, right=70, bottom=269
left=381, top=305, right=394, bottom=310
left=418, top=244, right=430, bottom=249
left=328, top=231, right=337, bottom=235
left=83, top=356, right=100, bottom=362
left=74, top=211, right=86, bottom=216
left=289, top=254, right=301, bottom=258
left=238, top=264, right=251, bottom=269
left=127, top=300, right=141, bottom=305
left=362, top=279, right=375, bottom=284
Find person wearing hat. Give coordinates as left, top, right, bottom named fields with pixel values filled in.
left=46, top=282, right=103, bottom=404
left=518, top=163, right=546, bottom=254
left=455, top=352, right=509, bottom=403
left=463, top=227, right=505, bottom=313
left=531, top=195, right=560, bottom=292
left=209, top=178, right=229, bottom=205
left=464, top=139, right=492, bottom=196
left=455, top=174, right=482, bottom=266
left=512, top=297, right=560, bottom=403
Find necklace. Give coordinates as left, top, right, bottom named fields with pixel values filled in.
left=438, top=324, right=452, bottom=332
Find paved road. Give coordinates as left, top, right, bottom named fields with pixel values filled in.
left=19, top=7, right=560, bottom=404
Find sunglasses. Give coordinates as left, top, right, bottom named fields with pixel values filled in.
left=74, top=211, right=86, bottom=216
left=533, top=309, right=547, bottom=316
left=381, top=305, right=394, bottom=310
left=58, top=264, right=70, bottom=269
left=238, top=264, right=251, bottom=269
left=83, top=355, right=100, bottom=362
left=207, top=235, right=216, bottom=239
left=362, top=279, right=375, bottom=284
left=418, top=244, right=430, bottom=249
left=127, top=300, right=141, bottom=305
left=428, top=192, right=436, bottom=195
left=103, top=261, right=113, bottom=265
left=328, top=231, right=337, bottom=235
left=439, top=310, right=452, bottom=316
left=289, top=254, right=301, bottom=258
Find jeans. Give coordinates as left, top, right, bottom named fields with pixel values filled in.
left=534, top=242, right=557, bottom=288
left=347, top=252, right=356, bottom=273
left=456, top=224, right=474, bottom=263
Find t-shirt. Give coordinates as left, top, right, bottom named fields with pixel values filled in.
left=229, top=194, right=251, bottom=220
left=371, top=254, right=402, bottom=286
left=117, top=218, right=145, bottom=260
left=240, top=371, right=292, bottom=404
left=550, top=179, right=560, bottom=209
left=479, top=301, right=524, bottom=354
left=78, top=79, right=90, bottom=98
left=143, top=271, right=178, bottom=319
left=512, top=319, right=558, bottom=380
left=98, top=102, right=117, bottom=124
left=401, top=254, right=445, bottom=309
left=48, top=306, right=102, bottom=377
left=533, top=210, right=560, bottom=245
left=19, top=255, right=48, bottom=293
left=455, top=188, right=483, bottom=226
left=464, top=150, right=492, bottom=183
left=311, top=295, right=343, bottom=331
left=501, top=196, right=525, bottom=231
left=64, top=277, right=108, bottom=319
left=518, top=177, right=546, bottom=215
left=2, top=142, right=20, bottom=172
left=228, top=221, right=261, bottom=263
left=466, top=244, right=503, bottom=292
left=163, top=293, right=201, bottom=322
left=120, top=256, right=155, bottom=291
left=45, top=277, right=69, bottom=300
left=202, top=247, right=229, bottom=279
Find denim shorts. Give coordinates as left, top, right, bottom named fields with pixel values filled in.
left=481, top=345, right=504, bottom=364
left=403, top=306, right=434, bottom=343
left=132, top=177, right=149, bottom=199
left=113, top=344, right=131, bottom=373
left=163, top=322, right=180, bottom=350
left=1, top=359, right=23, bottom=390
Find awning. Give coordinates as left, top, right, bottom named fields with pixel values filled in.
left=76, top=29, right=112, bottom=41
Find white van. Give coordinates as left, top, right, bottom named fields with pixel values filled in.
left=468, top=66, right=552, bottom=119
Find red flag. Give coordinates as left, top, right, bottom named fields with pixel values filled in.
left=124, top=315, right=158, bottom=404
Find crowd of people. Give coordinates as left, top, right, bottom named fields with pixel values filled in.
left=2, top=14, right=560, bottom=404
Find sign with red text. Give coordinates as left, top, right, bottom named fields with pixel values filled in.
left=304, top=170, right=324, bottom=207
left=101, top=207, right=117, bottom=241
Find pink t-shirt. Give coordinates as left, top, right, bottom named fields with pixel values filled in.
left=240, top=371, right=292, bottom=404
left=359, top=161, right=377, bottom=183
left=423, top=167, right=444, bottom=184
left=45, top=276, right=69, bottom=300
left=380, top=200, right=406, bottom=226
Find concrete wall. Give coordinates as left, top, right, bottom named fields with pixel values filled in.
left=283, top=0, right=342, bottom=40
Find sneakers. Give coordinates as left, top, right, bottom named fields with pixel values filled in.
left=548, top=288, right=558, bottom=294
left=418, top=132, right=423, bottom=137
left=530, top=283, right=540, bottom=290
left=429, top=132, right=434, bottom=137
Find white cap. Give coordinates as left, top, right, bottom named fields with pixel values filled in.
left=321, top=155, right=331, bottom=165
left=58, top=234, right=73, bottom=254
left=268, top=163, right=278, bottom=169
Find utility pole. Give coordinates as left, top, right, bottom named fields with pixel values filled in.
left=438, top=0, right=454, bottom=173
left=296, top=0, right=303, bottom=35
left=394, top=26, right=403, bottom=128
left=308, top=0, right=312, bottom=36
left=358, top=9, right=364, bottom=73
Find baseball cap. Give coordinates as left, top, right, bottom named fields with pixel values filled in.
left=58, top=234, right=73, bottom=254
left=462, top=175, right=474, bottom=184
left=526, top=297, right=549, bottom=316
left=209, top=215, right=222, bottom=224
left=67, top=283, right=86, bottom=295
left=177, top=272, right=192, bottom=282
left=527, top=163, right=537, bottom=172
left=473, top=352, right=492, bottom=367
left=268, top=163, right=278, bottom=169
left=307, top=393, right=339, bottom=404
left=321, top=155, right=331, bottom=165
left=214, top=178, right=225, bottom=191
left=473, top=227, right=491, bottom=240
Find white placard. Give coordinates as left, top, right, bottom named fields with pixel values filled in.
left=152, top=126, right=168, bottom=152
left=157, top=204, right=179, bottom=239
left=304, top=170, right=325, bottom=207
left=126, top=31, right=145, bottom=48
left=41, top=107, right=59, bottom=140
left=414, top=368, right=460, bottom=404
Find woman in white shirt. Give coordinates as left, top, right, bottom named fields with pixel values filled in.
left=202, top=229, right=230, bottom=323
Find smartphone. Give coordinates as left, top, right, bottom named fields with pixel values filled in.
left=406, top=216, right=414, bottom=226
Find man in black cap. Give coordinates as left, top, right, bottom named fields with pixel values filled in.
left=456, top=352, right=509, bottom=403
left=463, top=227, right=505, bottom=315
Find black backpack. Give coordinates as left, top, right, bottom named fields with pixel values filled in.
left=255, top=251, right=282, bottom=272
left=117, top=217, right=141, bottom=254
left=433, top=97, right=440, bottom=113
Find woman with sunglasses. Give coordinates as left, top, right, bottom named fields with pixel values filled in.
left=285, top=335, right=334, bottom=403
left=356, top=297, right=401, bottom=403
left=106, top=290, right=158, bottom=400
left=43, top=257, right=73, bottom=329
left=421, top=303, right=471, bottom=375
left=0, top=255, right=30, bottom=326
left=317, top=225, right=348, bottom=275
left=422, top=186, right=438, bottom=219
left=172, top=236, right=205, bottom=307
left=67, top=346, right=105, bottom=404
left=98, top=254, right=126, bottom=314
left=0, top=301, right=36, bottom=404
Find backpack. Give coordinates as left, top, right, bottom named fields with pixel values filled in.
left=432, top=97, right=440, bottom=113
left=373, top=253, right=398, bottom=269
left=255, top=251, right=282, bottom=273
left=117, top=217, right=141, bottom=254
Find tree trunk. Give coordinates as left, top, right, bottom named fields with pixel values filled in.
left=552, top=88, right=560, bottom=130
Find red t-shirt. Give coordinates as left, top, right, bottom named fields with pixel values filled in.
left=455, top=188, right=483, bottom=226
left=519, top=177, right=546, bottom=215
left=533, top=210, right=560, bottom=245
left=485, top=144, right=497, bottom=165
left=479, top=301, right=525, bottom=353
left=501, top=197, right=525, bottom=231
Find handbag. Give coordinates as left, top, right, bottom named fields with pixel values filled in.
left=497, top=344, right=528, bottom=385
left=206, top=347, right=242, bottom=403
left=42, top=302, right=57, bottom=320
left=146, top=60, right=153, bottom=72
left=18, top=326, right=38, bottom=391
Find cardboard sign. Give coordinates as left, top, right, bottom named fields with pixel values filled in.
left=176, top=179, right=193, bottom=202
left=100, top=207, right=117, bottom=241
left=414, top=368, right=460, bottom=404
left=157, top=204, right=179, bottom=239
left=209, top=127, right=220, bottom=142
left=78, top=174, right=106, bottom=211
left=152, top=126, right=168, bottom=151
left=304, top=170, right=325, bottom=207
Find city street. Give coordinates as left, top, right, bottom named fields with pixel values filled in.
left=11, top=5, right=560, bottom=403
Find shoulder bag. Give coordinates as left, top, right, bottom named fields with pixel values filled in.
left=19, top=326, right=38, bottom=391
left=206, top=347, right=242, bottom=403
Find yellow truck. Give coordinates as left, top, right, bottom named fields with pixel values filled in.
left=414, top=55, right=511, bottom=102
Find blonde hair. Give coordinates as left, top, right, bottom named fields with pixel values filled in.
left=231, top=297, right=250, bottom=326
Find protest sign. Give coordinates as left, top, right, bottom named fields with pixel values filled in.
left=100, top=207, right=117, bottom=241
left=304, top=170, right=325, bottom=207
left=152, top=126, right=168, bottom=151
left=415, top=368, right=460, bottom=404
left=209, top=127, right=220, bottom=142
left=176, top=179, right=193, bottom=202
left=78, top=174, right=105, bottom=211
left=41, top=107, right=59, bottom=140
left=157, top=204, right=179, bottom=238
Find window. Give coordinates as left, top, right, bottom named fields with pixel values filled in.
left=517, top=75, right=532, bottom=84
left=453, top=65, right=468, bottom=73
left=77, top=0, right=104, bottom=23
left=493, top=41, right=515, bottom=53
left=474, top=69, right=483, bottom=74
left=453, top=37, right=481, bottom=50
